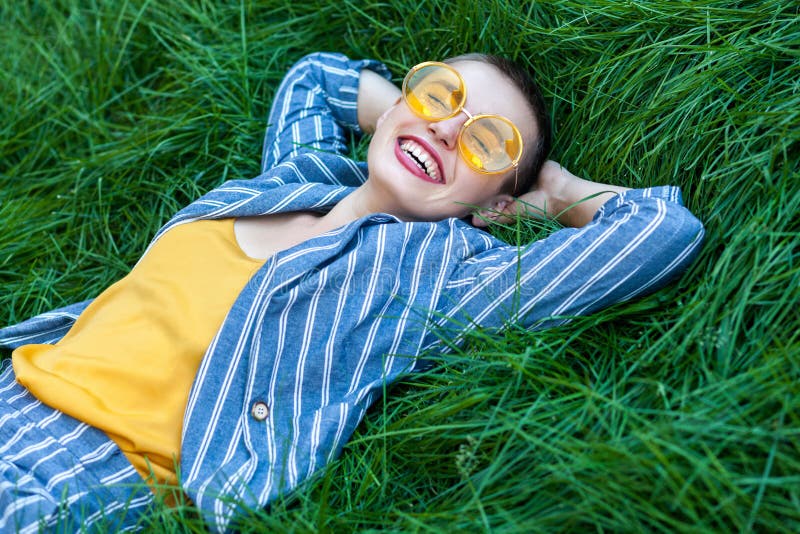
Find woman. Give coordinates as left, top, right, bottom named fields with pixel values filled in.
left=0, top=52, right=704, bottom=531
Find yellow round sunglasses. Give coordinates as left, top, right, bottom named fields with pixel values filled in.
left=401, top=61, right=524, bottom=178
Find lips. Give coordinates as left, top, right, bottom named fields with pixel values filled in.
left=395, top=136, right=445, bottom=184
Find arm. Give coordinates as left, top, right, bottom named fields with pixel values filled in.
left=357, top=68, right=401, bottom=134
left=260, top=52, right=392, bottom=173
left=439, top=164, right=705, bottom=334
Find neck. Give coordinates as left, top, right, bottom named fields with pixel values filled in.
left=319, top=180, right=403, bottom=227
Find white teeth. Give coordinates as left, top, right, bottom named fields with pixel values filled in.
left=400, top=140, right=441, bottom=181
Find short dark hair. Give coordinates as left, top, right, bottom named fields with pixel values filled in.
left=445, top=53, right=552, bottom=195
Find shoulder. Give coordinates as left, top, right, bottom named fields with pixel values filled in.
left=261, top=152, right=368, bottom=187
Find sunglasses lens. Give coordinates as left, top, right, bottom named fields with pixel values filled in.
left=459, top=116, right=523, bottom=173
left=403, top=64, right=465, bottom=120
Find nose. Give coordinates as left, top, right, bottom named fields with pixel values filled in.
left=428, top=111, right=468, bottom=150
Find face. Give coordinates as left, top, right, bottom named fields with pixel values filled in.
left=367, top=60, right=537, bottom=223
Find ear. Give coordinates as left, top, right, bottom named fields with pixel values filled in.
left=375, top=97, right=402, bottom=130
left=471, top=194, right=515, bottom=227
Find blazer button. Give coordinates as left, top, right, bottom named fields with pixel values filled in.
left=251, top=401, right=270, bottom=421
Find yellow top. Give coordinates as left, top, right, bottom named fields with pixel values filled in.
left=13, top=218, right=262, bottom=487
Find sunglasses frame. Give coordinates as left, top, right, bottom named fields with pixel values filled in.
left=401, top=61, right=524, bottom=180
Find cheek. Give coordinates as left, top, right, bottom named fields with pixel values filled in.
left=375, top=107, right=392, bottom=130
left=375, top=101, right=410, bottom=132
left=454, top=166, right=502, bottom=197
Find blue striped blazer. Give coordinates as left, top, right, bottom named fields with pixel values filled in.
left=0, top=52, right=704, bottom=530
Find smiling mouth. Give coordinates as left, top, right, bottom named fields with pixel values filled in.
left=397, top=138, right=444, bottom=183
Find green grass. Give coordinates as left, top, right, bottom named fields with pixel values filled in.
left=1, top=0, right=798, bottom=531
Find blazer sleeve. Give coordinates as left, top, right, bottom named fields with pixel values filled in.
left=435, top=186, right=705, bottom=338
left=259, top=52, right=392, bottom=174
left=0, top=300, right=92, bottom=350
